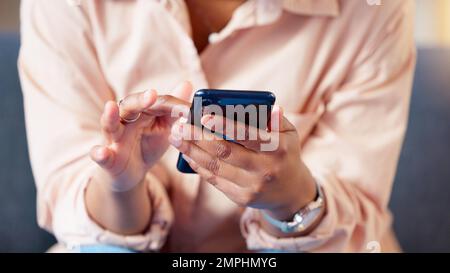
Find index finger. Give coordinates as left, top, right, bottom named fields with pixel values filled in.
left=173, top=122, right=259, bottom=170
left=200, top=114, right=275, bottom=152
left=118, top=89, right=158, bottom=121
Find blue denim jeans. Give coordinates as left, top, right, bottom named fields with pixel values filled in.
left=78, top=244, right=136, bottom=253
left=77, top=245, right=284, bottom=253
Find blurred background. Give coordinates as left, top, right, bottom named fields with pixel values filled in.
left=0, top=0, right=449, bottom=252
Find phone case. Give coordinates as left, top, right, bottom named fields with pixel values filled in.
left=177, top=89, right=276, bottom=173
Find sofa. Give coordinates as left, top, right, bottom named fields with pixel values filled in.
left=0, top=33, right=449, bottom=252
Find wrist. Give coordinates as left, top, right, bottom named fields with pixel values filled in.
left=86, top=171, right=152, bottom=235
left=92, top=166, right=147, bottom=193
left=261, top=179, right=326, bottom=237
left=93, top=175, right=148, bottom=201
left=264, top=172, right=317, bottom=221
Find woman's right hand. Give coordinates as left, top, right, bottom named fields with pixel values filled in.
left=85, top=82, right=191, bottom=234
left=90, top=82, right=192, bottom=192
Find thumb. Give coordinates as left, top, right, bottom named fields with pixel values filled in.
left=270, top=105, right=296, bottom=132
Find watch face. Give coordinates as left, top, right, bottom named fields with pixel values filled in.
left=298, top=205, right=323, bottom=231
left=294, top=214, right=304, bottom=223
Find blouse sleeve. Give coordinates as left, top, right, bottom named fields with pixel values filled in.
left=241, top=0, right=416, bottom=252
left=19, top=0, right=173, bottom=251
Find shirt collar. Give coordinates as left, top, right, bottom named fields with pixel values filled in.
left=250, top=0, right=340, bottom=28
left=282, top=0, right=340, bottom=17
left=203, top=0, right=340, bottom=44
left=140, top=0, right=341, bottom=43
left=157, top=0, right=341, bottom=17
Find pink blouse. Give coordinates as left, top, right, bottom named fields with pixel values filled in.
left=18, top=0, right=416, bottom=252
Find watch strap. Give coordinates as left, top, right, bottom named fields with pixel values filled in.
left=262, top=182, right=324, bottom=234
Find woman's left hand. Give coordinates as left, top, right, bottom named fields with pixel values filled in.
left=168, top=106, right=317, bottom=221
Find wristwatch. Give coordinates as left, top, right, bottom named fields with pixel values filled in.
left=262, top=182, right=325, bottom=234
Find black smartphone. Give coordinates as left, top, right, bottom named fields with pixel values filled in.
left=176, top=89, right=276, bottom=173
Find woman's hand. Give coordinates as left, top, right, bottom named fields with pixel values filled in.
left=90, top=83, right=192, bottom=192
left=168, top=106, right=317, bottom=222
left=86, top=82, right=192, bottom=234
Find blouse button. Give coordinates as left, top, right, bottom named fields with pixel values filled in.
left=208, top=33, right=219, bottom=44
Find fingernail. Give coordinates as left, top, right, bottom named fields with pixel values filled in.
left=168, top=134, right=182, bottom=148
left=171, top=123, right=183, bottom=136
left=201, top=115, right=213, bottom=125
left=179, top=116, right=188, bottom=124
left=273, top=105, right=283, bottom=115
left=143, top=90, right=152, bottom=101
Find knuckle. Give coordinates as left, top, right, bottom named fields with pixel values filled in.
left=216, top=141, right=231, bottom=159
left=260, top=168, right=278, bottom=184
left=241, top=157, right=253, bottom=169
left=204, top=173, right=218, bottom=186
left=244, top=127, right=251, bottom=141
left=206, top=158, right=220, bottom=175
